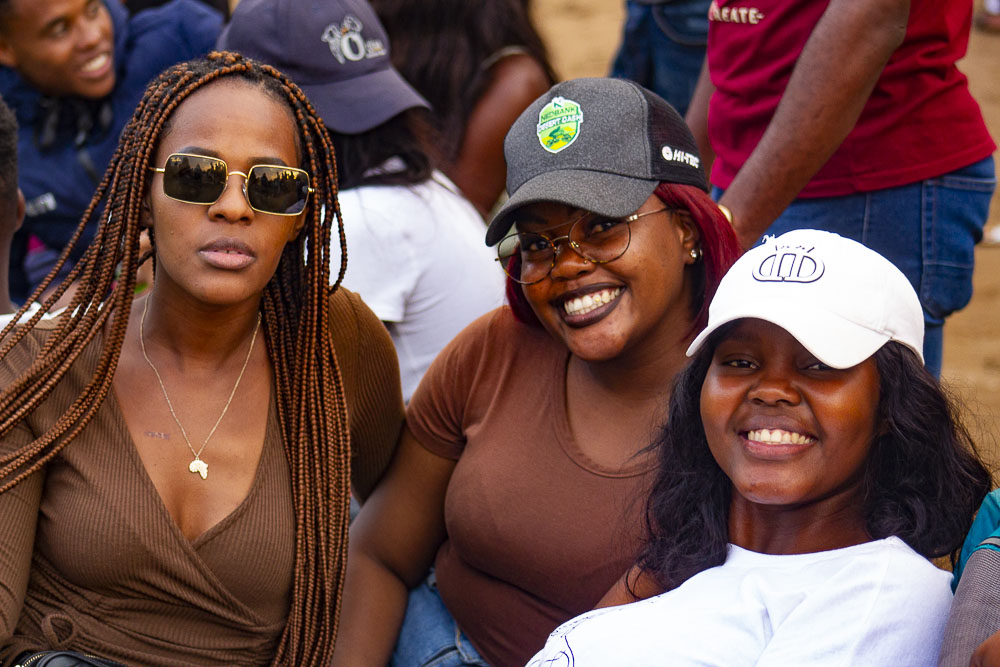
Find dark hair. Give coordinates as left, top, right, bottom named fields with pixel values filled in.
left=0, top=94, right=18, bottom=228
left=636, top=336, right=993, bottom=594
left=506, top=183, right=742, bottom=331
left=0, top=53, right=350, bottom=666
left=370, top=0, right=556, bottom=163
left=329, top=107, right=435, bottom=190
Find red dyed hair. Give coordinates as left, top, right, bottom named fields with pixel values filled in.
left=505, top=183, right=741, bottom=334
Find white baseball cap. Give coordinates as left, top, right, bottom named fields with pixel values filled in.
left=686, top=229, right=924, bottom=368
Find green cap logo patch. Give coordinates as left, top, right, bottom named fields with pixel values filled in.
left=536, top=96, right=583, bottom=153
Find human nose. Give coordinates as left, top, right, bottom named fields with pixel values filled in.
left=547, top=235, right=593, bottom=280
left=77, top=14, right=105, bottom=49
left=747, top=364, right=801, bottom=406
left=208, top=171, right=253, bottom=223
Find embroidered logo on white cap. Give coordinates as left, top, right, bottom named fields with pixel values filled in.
left=321, top=15, right=387, bottom=64
left=751, top=244, right=825, bottom=283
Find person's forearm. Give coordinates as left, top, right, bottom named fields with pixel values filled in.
left=685, top=56, right=716, bottom=179
left=332, top=553, right=410, bottom=666
left=719, top=0, right=909, bottom=249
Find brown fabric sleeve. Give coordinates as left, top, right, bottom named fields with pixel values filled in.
left=405, top=310, right=497, bottom=461
left=329, top=288, right=405, bottom=501
left=0, top=332, right=45, bottom=657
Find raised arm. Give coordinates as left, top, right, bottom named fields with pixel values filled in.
left=716, top=0, right=910, bottom=249
left=332, top=427, right=456, bottom=666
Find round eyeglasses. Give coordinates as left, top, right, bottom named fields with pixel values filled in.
left=495, top=207, right=672, bottom=285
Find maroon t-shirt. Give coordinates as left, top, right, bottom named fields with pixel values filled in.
left=707, top=0, right=995, bottom=197
left=407, top=308, right=656, bottom=666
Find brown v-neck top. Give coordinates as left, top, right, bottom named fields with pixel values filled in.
left=0, top=288, right=404, bottom=666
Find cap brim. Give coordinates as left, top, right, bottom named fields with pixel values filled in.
left=686, top=298, right=892, bottom=369
left=485, top=169, right=658, bottom=246
left=301, top=67, right=430, bottom=134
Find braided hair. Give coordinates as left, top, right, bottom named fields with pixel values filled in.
left=0, top=52, right=351, bottom=666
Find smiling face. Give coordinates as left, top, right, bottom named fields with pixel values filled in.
left=147, top=78, right=305, bottom=308
left=516, top=194, right=699, bottom=362
left=701, top=319, right=880, bottom=516
left=0, top=0, right=114, bottom=99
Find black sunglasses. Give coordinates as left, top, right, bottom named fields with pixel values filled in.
left=149, top=153, right=314, bottom=216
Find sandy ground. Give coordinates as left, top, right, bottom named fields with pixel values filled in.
left=531, top=0, right=1000, bottom=470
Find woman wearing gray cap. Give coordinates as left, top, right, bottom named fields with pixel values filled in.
left=336, top=78, right=741, bottom=666
left=528, top=229, right=990, bottom=666
left=219, top=0, right=506, bottom=403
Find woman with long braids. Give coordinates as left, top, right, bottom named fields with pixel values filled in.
left=0, top=52, right=404, bottom=665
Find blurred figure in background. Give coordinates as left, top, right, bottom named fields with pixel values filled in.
left=0, top=94, right=23, bottom=321
left=220, top=0, right=506, bottom=402
left=0, top=0, right=221, bottom=303
left=371, top=0, right=555, bottom=215
left=610, top=0, right=710, bottom=117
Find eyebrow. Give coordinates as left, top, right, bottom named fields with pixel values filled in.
left=40, top=15, right=69, bottom=35
left=174, top=147, right=291, bottom=167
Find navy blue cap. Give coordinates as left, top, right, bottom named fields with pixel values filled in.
left=217, top=0, right=429, bottom=134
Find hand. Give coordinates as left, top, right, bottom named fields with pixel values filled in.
left=971, top=629, right=1000, bottom=666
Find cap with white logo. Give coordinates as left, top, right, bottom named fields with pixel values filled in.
left=217, top=0, right=429, bottom=134
left=486, top=77, right=708, bottom=246
left=686, top=229, right=924, bottom=368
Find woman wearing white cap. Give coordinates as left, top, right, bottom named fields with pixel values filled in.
left=528, top=229, right=991, bottom=666
left=335, top=78, right=740, bottom=666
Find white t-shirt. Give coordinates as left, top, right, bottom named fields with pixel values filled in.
left=335, top=171, right=506, bottom=401
left=527, top=537, right=953, bottom=667
left=0, top=302, right=61, bottom=328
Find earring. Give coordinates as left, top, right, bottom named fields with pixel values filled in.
left=689, top=247, right=702, bottom=261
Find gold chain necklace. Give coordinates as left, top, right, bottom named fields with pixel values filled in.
left=138, top=296, right=261, bottom=480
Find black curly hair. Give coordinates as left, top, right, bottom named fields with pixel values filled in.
left=634, top=332, right=993, bottom=595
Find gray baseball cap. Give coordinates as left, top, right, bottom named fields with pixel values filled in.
left=486, top=77, right=708, bottom=246
left=217, top=0, right=429, bottom=134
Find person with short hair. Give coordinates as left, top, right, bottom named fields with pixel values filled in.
left=334, top=77, right=741, bottom=667
left=529, top=229, right=992, bottom=666
left=0, top=0, right=222, bottom=302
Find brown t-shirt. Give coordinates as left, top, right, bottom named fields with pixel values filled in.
left=0, top=288, right=404, bottom=665
left=407, top=307, right=657, bottom=666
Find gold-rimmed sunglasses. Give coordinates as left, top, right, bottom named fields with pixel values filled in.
left=495, top=207, right=672, bottom=285
left=148, top=152, right=314, bottom=216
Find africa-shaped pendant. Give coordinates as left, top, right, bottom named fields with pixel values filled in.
left=188, top=458, right=209, bottom=480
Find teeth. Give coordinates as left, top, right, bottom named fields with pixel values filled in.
left=563, top=288, right=621, bottom=316
left=746, top=428, right=814, bottom=445
left=81, top=53, right=109, bottom=73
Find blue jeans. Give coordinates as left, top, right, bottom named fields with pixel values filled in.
left=390, top=572, right=489, bottom=667
left=715, top=156, right=997, bottom=377
left=610, top=0, right=710, bottom=116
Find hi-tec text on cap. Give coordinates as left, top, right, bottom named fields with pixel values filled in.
left=661, top=146, right=700, bottom=168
